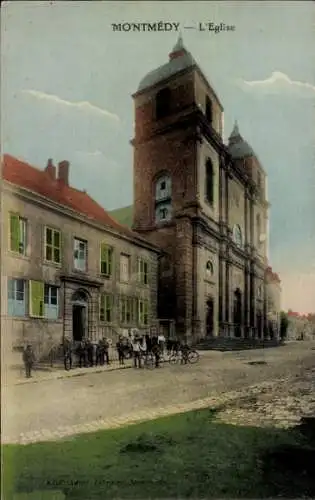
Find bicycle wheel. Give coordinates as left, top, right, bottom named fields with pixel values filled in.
left=188, top=350, right=200, bottom=364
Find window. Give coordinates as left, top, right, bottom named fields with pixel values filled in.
left=206, top=260, right=214, bottom=278
left=155, top=173, right=172, bottom=224
left=155, top=175, right=171, bottom=201
left=7, top=278, right=25, bottom=317
left=74, top=238, right=87, bottom=271
left=100, top=243, right=113, bottom=276
left=205, top=159, right=214, bottom=205
left=100, top=294, right=113, bottom=322
left=120, top=296, right=136, bottom=324
left=257, top=284, right=263, bottom=299
left=156, top=87, right=171, bottom=120
left=45, top=227, right=61, bottom=264
left=29, top=280, right=44, bottom=318
left=138, top=259, right=149, bottom=285
left=256, top=214, right=261, bottom=248
left=44, top=284, right=59, bottom=319
left=205, top=96, right=212, bottom=124
left=233, top=224, right=243, bottom=249
left=9, top=213, right=27, bottom=255
left=139, top=299, right=149, bottom=326
left=120, top=254, right=130, bottom=282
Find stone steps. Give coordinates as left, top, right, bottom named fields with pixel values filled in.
left=195, top=337, right=283, bottom=351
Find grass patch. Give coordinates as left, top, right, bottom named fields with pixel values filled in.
left=3, top=407, right=313, bottom=499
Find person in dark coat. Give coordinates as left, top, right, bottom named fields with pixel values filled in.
left=85, top=338, right=94, bottom=367
left=145, top=334, right=152, bottom=354
left=103, top=337, right=110, bottom=365
left=181, top=342, right=190, bottom=364
left=78, top=339, right=86, bottom=368
left=62, top=336, right=72, bottom=370
left=116, top=336, right=125, bottom=365
left=96, top=339, right=105, bottom=366
left=23, top=345, right=35, bottom=378
left=151, top=340, right=161, bottom=368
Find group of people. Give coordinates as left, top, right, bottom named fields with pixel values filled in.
left=63, top=337, right=110, bottom=369
left=21, top=330, right=190, bottom=378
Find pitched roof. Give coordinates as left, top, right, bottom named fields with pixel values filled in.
left=2, top=154, right=136, bottom=239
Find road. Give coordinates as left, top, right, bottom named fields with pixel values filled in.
left=3, top=341, right=315, bottom=443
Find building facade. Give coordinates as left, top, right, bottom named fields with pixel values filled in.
left=1, top=155, right=159, bottom=362
left=126, top=36, right=279, bottom=343
left=265, top=266, right=281, bottom=338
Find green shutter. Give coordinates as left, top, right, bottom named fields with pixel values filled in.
left=10, top=214, right=20, bottom=252
left=30, top=280, right=44, bottom=317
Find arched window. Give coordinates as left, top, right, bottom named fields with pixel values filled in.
left=155, top=173, right=172, bottom=223
left=257, top=283, right=263, bottom=299
left=205, top=96, right=212, bottom=124
left=233, top=224, right=243, bottom=248
left=155, top=174, right=171, bottom=201
left=156, top=88, right=171, bottom=120
left=206, top=260, right=214, bottom=278
left=256, top=214, right=261, bottom=248
left=205, top=159, right=214, bottom=205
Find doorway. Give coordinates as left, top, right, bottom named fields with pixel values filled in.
left=233, top=288, right=242, bottom=337
left=206, top=298, right=214, bottom=336
left=72, top=304, right=86, bottom=342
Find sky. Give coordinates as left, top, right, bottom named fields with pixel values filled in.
left=1, top=1, right=315, bottom=313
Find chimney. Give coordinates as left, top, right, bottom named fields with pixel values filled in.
left=58, top=160, right=70, bottom=186
left=45, top=158, right=56, bottom=180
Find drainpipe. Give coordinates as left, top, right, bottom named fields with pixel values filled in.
left=62, top=280, right=66, bottom=343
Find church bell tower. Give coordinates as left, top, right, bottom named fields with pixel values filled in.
left=131, top=36, right=224, bottom=340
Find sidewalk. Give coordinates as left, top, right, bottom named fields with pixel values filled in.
left=3, top=359, right=133, bottom=386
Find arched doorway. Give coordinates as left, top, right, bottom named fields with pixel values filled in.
left=206, top=297, right=214, bottom=336
left=233, top=288, right=242, bottom=337
left=72, top=289, right=89, bottom=342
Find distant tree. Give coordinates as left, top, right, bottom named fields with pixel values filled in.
left=280, top=311, right=289, bottom=340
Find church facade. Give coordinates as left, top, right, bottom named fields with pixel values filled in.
left=127, top=36, right=279, bottom=343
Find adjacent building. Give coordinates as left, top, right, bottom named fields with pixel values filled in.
left=265, top=266, right=281, bottom=338
left=1, top=155, right=159, bottom=362
left=111, top=36, right=281, bottom=343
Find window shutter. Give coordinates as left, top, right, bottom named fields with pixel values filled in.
left=30, top=280, right=44, bottom=317
left=101, top=243, right=110, bottom=274
left=10, top=214, right=20, bottom=252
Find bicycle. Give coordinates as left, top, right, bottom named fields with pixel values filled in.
left=169, top=349, right=200, bottom=365
left=64, top=351, right=72, bottom=371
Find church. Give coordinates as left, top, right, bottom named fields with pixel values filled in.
left=110, top=36, right=281, bottom=343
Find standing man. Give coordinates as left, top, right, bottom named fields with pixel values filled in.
left=131, top=335, right=142, bottom=368
left=151, top=340, right=161, bottom=368
left=116, top=336, right=125, bottom=366
left=103, top=337, right=110, bottom=365
left=158, top=331, right=166, bottom=355
left=78, top=339, right=86, bottom=368
left=63, top=336, right=72, bottom=370
left=23, top=345, right=35, bottom=378
left=85, top=338, right=94, bottom=367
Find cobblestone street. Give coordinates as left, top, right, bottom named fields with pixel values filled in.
left=2, top=342, right=315, bottom=445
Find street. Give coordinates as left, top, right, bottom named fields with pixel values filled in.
left=2, top=342, right=315, bottom=444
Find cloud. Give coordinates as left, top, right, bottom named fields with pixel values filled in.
left=237, top=71, right=315, bottom=98
left=20, top=89, right=120, bottom=122
left=75, top=150, right=104, bottom=157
